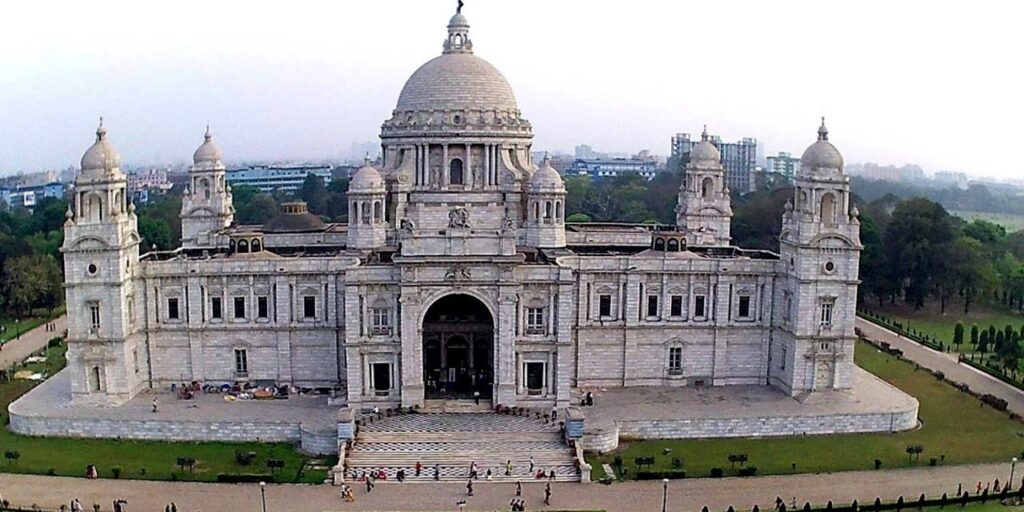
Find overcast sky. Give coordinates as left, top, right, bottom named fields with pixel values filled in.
left=1, top=0, right=1021, bottom=178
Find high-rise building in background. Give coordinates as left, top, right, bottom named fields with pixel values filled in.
left=766, top=152, right=801, bottom=180
left=567, top=157, right=658, bottom=180
left=225, top=164, right=333, bottom=193
left=671, top=132, right=758, bottom=193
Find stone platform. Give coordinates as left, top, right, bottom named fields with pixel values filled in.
left=8, top=370, right=341, bottom=455
left=578, top=367, right=920, bottom=452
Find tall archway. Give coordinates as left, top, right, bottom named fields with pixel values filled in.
left=422, top=294, right=494, bottom=400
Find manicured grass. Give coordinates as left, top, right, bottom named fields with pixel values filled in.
left=587, top=340, right=1024, bottom=480
left=0, top=341, right=334, bottom=483
left=951, top=210, right=1024, bottom=232
left=0, top=307, right=65, bottom=346
left=863, top=301, right=1024, bottom=353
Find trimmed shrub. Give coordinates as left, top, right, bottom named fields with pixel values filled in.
left=709, top=467, right=724, bottom=478
left=636, top=470, right=686, bottom=480
left=737, top=466, right=758, bottom=477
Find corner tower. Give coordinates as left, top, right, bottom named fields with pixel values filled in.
left=62, top=120, right=145, bottom=405
left=181, top=127, right=234, bottom=249
left=771, top=119, right=862, bottom=396
left=675, top=127, right=732, bottom=246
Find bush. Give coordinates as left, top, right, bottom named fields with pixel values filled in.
left=709, top=467, right=724, bottom=478
left=737, top=467, right=758, bottom=477
left=671, top=457, right=684, bottom=469
left=636, top=470, right=687, bottom=480
left=47, top=337, right=63, bottom=348
left=874, top=459, right=882, bottom=470
left=111, top=466, right=122, bottom=479
left=235, top=451, right=257, bottom=466
left=216, top=474, right=276, bottom=483
left=980, top=394, right=1009, bottom=411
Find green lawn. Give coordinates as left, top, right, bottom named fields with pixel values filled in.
left=863, top=301, right=1024, bottom=354
left=0, top=307, right=65, bottom=347
left=0, top=341, right=334, bottom=483
left=587, top=340, right=1024, bottom=480
left=951, top=210, right=1024, bottom=233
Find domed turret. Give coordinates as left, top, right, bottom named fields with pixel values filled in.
left=192, top=126, right=224, bottom=167
left=800, top=118, right=844, bottom=173
left=349, top=162, right=385, bottom=192
left=528, top=158, right=564, bottom=192
left=80, top=118, right=122, bottom=179
left=689, top=126, right=721, bottom=166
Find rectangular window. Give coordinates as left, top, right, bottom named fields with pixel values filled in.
left=167, top=298, right=180, bottom=320
left=233, top=297, right=246, bottom=319
left=372, top=363, right=391, bottom=394
left=132, top=349, right=139, bottom=374
left=372, top=307, right=391, bottom=335
left=257, top=296, right=269, bottom=319
left=234, top=348, right=248, bottom=376
left=670, top=295, right=683, bottom=317
left=89, top=302, right=101, bottom=332
left=526, top=307, right=545, bottom=334
left=525, top=362, right=545, bottom=393
left=303, top=296, right=316, bottom=319
left=668, top=347, right=683, bottom=373
left=820, top=301, right=834, bottom=329
left=694, top=295, right=706, bottom=318
left=738, top=295, right=751, bottom=318
left=781, top=347, right=788, bottom=370
left=599, top=295, right=612, bottom=317
left=646, top=295, right=659, bottom=318
left=211, top=297, right=222, bottom=320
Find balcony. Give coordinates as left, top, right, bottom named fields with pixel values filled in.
left=525, top=327, right=546, bottom=336
left=371, top=326, right=393, bottom=336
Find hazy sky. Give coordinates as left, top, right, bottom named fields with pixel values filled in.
left=1, top=0, right=1021, bottom=177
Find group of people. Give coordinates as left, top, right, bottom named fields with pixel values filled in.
left=465, top=460, right=556, bottom=481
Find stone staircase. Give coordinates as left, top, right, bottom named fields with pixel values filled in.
left=346, top=412, right=580, bottom=483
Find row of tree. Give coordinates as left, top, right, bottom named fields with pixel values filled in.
left=0, top=198, right=66, bottom=317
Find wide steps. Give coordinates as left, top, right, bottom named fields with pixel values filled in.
left=346, top=411, right=580, bottom=484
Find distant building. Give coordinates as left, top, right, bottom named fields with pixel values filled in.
left=226, top=165, right=333, bottom=193
left=766, top=152, right=801, bottom=179
left=0, top=182, right=66, bottom=209
left=567, top=157, right=657, bottom=180
left=672, top=131, right=757, bottom=193
left=333, top=165, right=359, bottom=182
left=0, top=170, right=60, bottom=189
left=845, top=163, right=926, bottom=183
left=933, top=171, right=969, bottom=189
left=574, top=144, right=598, bottom=159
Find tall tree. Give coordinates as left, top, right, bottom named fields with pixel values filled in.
left=300, top=174, right=328, bottom=215
left=883, top=198, right=955, bottom=309
left=953, top=322, right=964, bottom=350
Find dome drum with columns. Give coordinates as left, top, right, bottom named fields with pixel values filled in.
left=49, top=2, right=895, bottom=443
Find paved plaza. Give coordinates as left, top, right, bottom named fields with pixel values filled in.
left=0, top=462, right=1016, bottom=512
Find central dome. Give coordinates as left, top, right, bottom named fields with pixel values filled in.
left=395, top=53, right=518, bottom=113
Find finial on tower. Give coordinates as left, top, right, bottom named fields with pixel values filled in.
left=818, top=116, right=829, bottom=141
left=457, top=0, right=464, bottom=14
left=204, top=124, right=212, bottom=142
left=96, top=117, right=106, bottom=140
left=701, top=125, right=709, bottom=141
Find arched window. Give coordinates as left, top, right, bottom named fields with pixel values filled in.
left=229, top=239, right=236, bottom=252
left=821, top=193, right=836, bottom=225
left=449, top=158, right=464, bottom=185
left=251, top=239, right=262, bottom=252
left=87, top=194, right=104, bottom=222
left=654, top=238, right=666, bottom=251
left=701, top=177, right=714, bottom=198
left=555, top=201, right=562, bottom=223
left=361, top=202, right=371, bottom=225
left=350, top=201, right=357, bottom=223
left=534, top=202, right=541, bottom=222
left=237, top=239, right=249, bottom=253
left=201, top=178, right=211, bottom=200
left=667, top=239, right=680, bottom=252
left=373, top=201, right=382, bottom=223
left=545, top=201, right=553, bottom=223
left=800, top=190, right=809, bottom=212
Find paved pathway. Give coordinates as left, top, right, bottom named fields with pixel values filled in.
left=0, top=315, right=65, bottom=369
left=857, top=318, right=1024, bottom=415
left=0, top=462, right=1017, bottom=512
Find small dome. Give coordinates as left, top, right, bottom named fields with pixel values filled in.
left=529, top=157, right=565, bottom=191
left=349, top=163, right=385, bottom=192
left=262, top=202, right=326, bottom=233
left=192, top=126, right=223, bottom=167
left=449, top=12, right=469, bottom=27
left=80, top=119, right=122, bottom=177
left=689, top=126, right=721, bottom=165
left=800, top=118, right=844, bottom=172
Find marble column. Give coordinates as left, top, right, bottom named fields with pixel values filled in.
left=399, top=290, right=424, bottom=407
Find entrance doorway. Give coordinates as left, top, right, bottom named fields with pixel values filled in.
left=422, top=294, right=494, bottom=400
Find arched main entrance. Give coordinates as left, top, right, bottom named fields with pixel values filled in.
left=422, top=294, right=494, bottom=400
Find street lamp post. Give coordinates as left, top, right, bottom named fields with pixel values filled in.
left=662, top=478, right=669, bottom=512
left=259, top=481, right=267, bottom=512
left=1010, top=457, right=1018, bottom=492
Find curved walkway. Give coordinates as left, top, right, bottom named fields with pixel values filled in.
left=0, top=462, right=1016, bottom=512
left=0, top=315, right=65, bottom=368
left=857, top=318, right=1024, bottom=415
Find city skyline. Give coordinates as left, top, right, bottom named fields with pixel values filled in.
left=1, top=0, right=1019, bottom=177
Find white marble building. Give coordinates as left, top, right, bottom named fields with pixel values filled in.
left=60, top=6, right=862, bottom=412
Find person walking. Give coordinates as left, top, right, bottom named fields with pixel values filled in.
left=466, top=480, right=474, bottom=496
left=71, top=499, right=83, bottom=512
left=550, top=406, right=558, bottom=423
left=528, top=456, right=535, bottom=473
left=152, top=397, right=159, bottom=413
left=544, top=483, right=552, bottom=506
left=505, top=459, right=513, bottom=476
left=365, top=476, right=374, bottom=493
left=435, top=463, right=441, bottom=481
left=457, top=499, right=467, bottom=512
left=515, top=480, right=522, bottom=497
left=170, top=503, right=177, bottom=512
left=416, top=461, right=422, bottom=477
